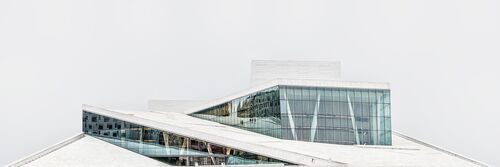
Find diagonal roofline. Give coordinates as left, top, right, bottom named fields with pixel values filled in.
left=182, top=78, right=390, bottom=114
left=392, top=131, right=491, bottom=167
left=5, top=133, right=85, bottom=167
left=82, top=104, right=346, bottom=166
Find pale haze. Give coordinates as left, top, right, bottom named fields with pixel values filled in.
left=1, top=0, right=499, bottom=166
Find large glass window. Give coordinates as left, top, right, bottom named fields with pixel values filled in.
left=190, top=85, right=392, bottom=146
left=191, top=87, right=281, bottom=138
left=280, top=86, right=392, bottom=145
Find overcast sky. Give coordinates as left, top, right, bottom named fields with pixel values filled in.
left=1, top=0, right=499, bottom=166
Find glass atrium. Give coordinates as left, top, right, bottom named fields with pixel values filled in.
left=191, top=85, right=392, bottom=145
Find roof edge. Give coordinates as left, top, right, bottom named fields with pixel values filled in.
left=183, top=78, right=390, bottom=114
left=393, top=131, right=491, bottom=167
left=5, top=133, right=85, bottom=167
left=273, top=78, right=390, bottom=90
left=82, top=104, right=344, bottom=166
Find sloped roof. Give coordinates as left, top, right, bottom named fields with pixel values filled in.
left=6, top=134, right=171, bottom=167
left=84, top=105, right=489, bottom=167
left=174, top=78, right=390, bottom=114
left=83, top=105, right=344, bottom=166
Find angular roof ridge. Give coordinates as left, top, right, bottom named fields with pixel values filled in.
left=82, top=105, right=345, bottom=166
left=182, top=78, right=390, bottom=114
left=393, top=131, right=490, bottom=167
left=5, top=133, right=85, bottom=167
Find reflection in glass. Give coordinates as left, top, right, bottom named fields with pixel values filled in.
left=82, top=111, right=289, bottom=166
left=190, top=85, right=392, bottom=146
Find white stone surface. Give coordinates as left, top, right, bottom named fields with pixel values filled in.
left=13, top=135, right=170, bottom=167
left=83, top=105, right=344, bottom=166
left=13, top=104, right=487, bottom=167
left=250, top=60, right=341, bottom=86
left=148, top=100, right=209, bottom=113
left=83, top=105, right=488, bottom=167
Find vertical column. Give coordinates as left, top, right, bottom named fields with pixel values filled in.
left=347, top=95, right=360, bottom=145
left=180, top=137, right=190, bottom=166
left=139, top=127, right=143, bottom=142
left=376, top=95, right=383, bottom=145
left=163, top=132, right=170, bottom=154
left=186, top=138, right=191, bottom=166
left=310, top=93, right=321, bottom=142
left=284, top=91, right=298, bottom=140
left=206, top=143, right=216, bottom=165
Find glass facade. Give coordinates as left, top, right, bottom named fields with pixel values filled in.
left=82, top=111, right=290, bottom=166
left=279, top=86, right=391, bottom=145
left=191, top=85, right=392, bottom=145
left=191, top=87, right=282, bottom=138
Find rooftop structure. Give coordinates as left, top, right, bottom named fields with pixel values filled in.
left=250, top=60, right=341, bottom=86
left=6, top=60, right=489, bottom=167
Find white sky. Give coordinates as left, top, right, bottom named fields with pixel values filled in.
left=1, top=0, right=499, bottom=166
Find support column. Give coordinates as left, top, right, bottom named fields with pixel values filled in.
left=206, top=143, right=216, bottom=165
left=139, top=127, right=143, bottom=142
left=310, top=93, right=321, bottom=142
left=284, top=91, right=297, bottom=140
left=347, top=95, right=360, bottom=145
left=162, top=132, right=170, bottom=154
left=186, top=138, right=191, bottom=166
